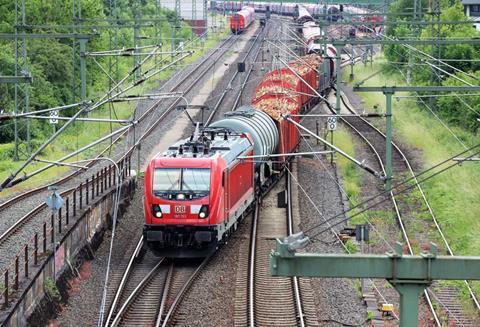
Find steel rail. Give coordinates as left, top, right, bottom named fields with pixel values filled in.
left=339, top=91, right=480, bottom=319
left=247, top=202, right=259, bottom=327
left=155, top=263, right=174, bottom=326
left=104, top=236, right=146, bottom=326
left=0, top=35, right=239, bottom=248
left=331, top=90, right=442, bottom=326
left=159, top=256, right=212, bottom=327
left=286, top=167, right=306, bottom=327
left=246, top=175, right=306, bottom=327
left=109, top=258, right=166, bottom=326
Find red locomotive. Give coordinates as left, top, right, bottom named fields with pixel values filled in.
left=230, top=6, right=255, bottom=33
left=143, top=53, right=336, bottom=257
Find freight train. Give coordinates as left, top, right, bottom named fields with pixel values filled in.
left=143, top=52, right=336, bottom=257
left=230, top=6, right=255, bottom=33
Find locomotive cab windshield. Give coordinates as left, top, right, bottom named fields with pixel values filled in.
left=153, top=168, right=210, bottom=200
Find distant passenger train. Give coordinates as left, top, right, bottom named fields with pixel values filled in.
left=212, top=2, right=382, bottom=27
left=230, top=6, right=255, bottom=33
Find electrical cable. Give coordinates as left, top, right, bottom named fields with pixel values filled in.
left=300, top=125, right=479, bottom=235
left=296, top=126, right=396, bottom=252
left=307, top=146, right=480, bottom=240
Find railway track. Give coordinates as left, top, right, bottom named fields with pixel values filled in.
left=0, top=33, right=237, bottom=213
left=205, top=19, right=277, bottom=125
left=101, top=236, right=209, bottom=327
left=0, top=34, right=244, bottom=268
left=233, top=170, right=309, bottom=327
left=333, top=89, right=479, bottom=326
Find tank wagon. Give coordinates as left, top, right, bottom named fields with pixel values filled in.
left=143, top=53, right=336, bottom=257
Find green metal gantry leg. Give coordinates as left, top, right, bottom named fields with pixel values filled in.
left=394, top=283, right=426, bottom=327
left=349, top=55, right=354, bottom=81
left=384, top=91, right=393, bottom=191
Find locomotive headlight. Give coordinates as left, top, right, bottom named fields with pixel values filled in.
left=198, top=205, right=209, bottom=219
left=152, top=204, right=162, bottom=218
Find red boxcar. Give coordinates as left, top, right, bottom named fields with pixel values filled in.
left=230, top=6, right=255, bottom=33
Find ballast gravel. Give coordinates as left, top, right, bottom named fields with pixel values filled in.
left=295, top=102, right=368, bottom=326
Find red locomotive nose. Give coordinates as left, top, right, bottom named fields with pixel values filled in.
left=149, top=167, right=211, bottom=222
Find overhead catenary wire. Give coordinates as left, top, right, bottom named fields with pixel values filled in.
left=1, top=50, right=192, bottom=190
left=301, top=138, right=480, bottom=236
left=306, top=145, right=480, bottom=240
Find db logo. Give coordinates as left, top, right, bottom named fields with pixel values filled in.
left=174, top=205, right=186, bottom=214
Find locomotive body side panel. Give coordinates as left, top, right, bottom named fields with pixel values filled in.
left=226, top=149, right=254, bottom=216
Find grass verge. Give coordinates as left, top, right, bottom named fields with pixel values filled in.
left=349, top=54, right=480, bottom=304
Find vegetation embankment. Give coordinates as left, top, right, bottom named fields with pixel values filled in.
left=337, top=0, right=480, bottom=301
left=385, top=0, right=480, bottom=132
left=0, top=0, right=229, bottom=195
left=348, top=55, right=480, bottom=301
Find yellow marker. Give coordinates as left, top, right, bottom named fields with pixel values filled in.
left=382, top=303, right=394, bottom=312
